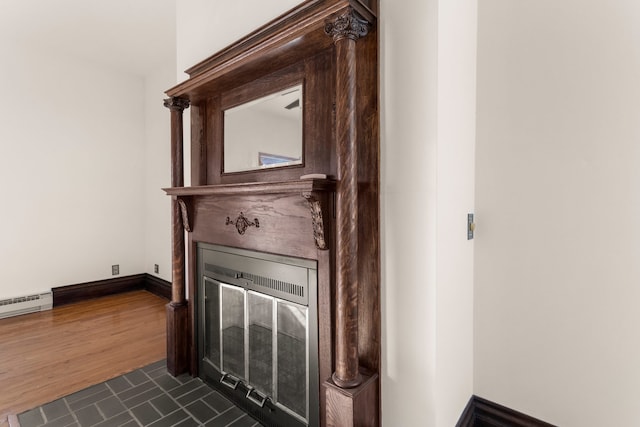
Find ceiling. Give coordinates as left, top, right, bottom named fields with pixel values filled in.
left=0, top=0, right=176, bottom=76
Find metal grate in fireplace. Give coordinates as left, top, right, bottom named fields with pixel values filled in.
left=243, top=272, right=305, bottom=299
left=198, top=244, right=319, bottom=427
left=205, top=264, right=305, bottom=301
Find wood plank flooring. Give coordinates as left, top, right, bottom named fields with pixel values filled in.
left=0, top=291, right=167, bottom=424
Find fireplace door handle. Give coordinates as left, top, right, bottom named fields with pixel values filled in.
left=246, top=387, right=268, bottom=408
left=220, top=373, right=241, bottom=390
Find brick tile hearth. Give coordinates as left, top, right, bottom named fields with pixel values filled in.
left=18, top=361, right=261, bottom=427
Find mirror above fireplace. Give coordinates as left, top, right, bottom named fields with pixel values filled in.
left=224, top=85, right=303, bottom=173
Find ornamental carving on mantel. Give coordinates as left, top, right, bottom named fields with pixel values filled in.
left=226, top=212, right=260, bottom=235
left=177, top=199, right=192, bottom=232
left=302, top=192, right=328, bottom=250
left=324, top=7, right=370, bottom=42
left=163, top=97, right=190, bottom=112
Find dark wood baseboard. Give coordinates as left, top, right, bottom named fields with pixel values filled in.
left=457, top=395, right=476, bottom=427
left=457, top=395, right=556, bottom=427
left=145, top=274, right=172, bottom=300
left=53, top=274, right=171, bottom=306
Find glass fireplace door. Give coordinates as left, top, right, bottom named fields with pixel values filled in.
left=276, top=301, right=308, bottom=419
left=202, top=281, right=309, bottom=422
left=248, top=291, right=273, bottom=396
left=221, top=284, right=246, bottom=381
left=198, top=244, right=318, bottom=427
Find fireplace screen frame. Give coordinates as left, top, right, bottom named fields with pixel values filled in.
left=196, top=243, right=319, bottom=427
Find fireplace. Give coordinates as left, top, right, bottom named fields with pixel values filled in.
left=163, top=2, right=381, bottom=425
left=197, top=243, right=319, bottom=427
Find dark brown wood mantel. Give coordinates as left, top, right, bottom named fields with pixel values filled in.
left=163, top=179, right=336, bottom=197
left=163, top=1, right=379, bottom=426
left=164, top=180, right=336, bottom=252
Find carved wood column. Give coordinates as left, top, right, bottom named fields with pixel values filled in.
left=163, top=96, right=190, bottom=376
left=325, top=7, right=369, bottom=390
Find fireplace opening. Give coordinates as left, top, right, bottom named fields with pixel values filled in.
left=197, top=243, right=319, bottom=427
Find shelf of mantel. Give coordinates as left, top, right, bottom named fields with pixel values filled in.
left=162, top=178, right=336, bottom=197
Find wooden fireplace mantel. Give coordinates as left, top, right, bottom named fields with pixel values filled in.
left=165, top=179, right=336, bottom=253
left=163, top=178, right=336, bottom=197
left=163, top=1, right=379, bottom=426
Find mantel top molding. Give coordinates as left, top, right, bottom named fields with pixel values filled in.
left=163, top=179, right=336, bottom=198
left=166, top=0, right=376, bottom=101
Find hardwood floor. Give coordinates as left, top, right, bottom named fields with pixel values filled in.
left=0, top=291, right=167, bottom=424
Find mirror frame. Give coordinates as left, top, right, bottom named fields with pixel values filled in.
left=198, top=52, right=335, bottom=186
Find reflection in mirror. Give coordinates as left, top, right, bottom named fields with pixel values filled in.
left=224, top=85, right=303, bottom=173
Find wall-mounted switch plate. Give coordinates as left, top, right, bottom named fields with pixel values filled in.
left=112, top=264, right=119, bottom=275
left=154, top=264, right=159, bottom=274
left=467, top=213, right=475, bottom=240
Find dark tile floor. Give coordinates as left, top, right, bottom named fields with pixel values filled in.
left=18, top=360, right=262, bottom=427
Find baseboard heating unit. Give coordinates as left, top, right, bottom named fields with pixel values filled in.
left=0, top=292, right=53, bottom=319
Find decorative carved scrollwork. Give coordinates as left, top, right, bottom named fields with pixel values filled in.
left=324, top=7, right=370, bottom=42
left=225, top=212, right=260, bottom=235
left=163, top=97, right=190, bottom=112
left=177, top=199, right=191, bottom=232
left=302, top=192, right=328, bottom=250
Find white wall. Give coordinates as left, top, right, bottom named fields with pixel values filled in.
left=380, top=0, right=438, bottom=423
left=0, top=41, right=146, bottom=299
left=434, top=0, right=477, bottom=424
left=381, top=0, right=476, bottom=425
left=144, top=64, right=175, bottom=282
left=475, top=1, right=640, bottom=425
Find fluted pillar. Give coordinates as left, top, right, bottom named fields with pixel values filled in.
left=325, top=7, right=369, bottom=390
left=163, top=96, right=190, bottom=376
